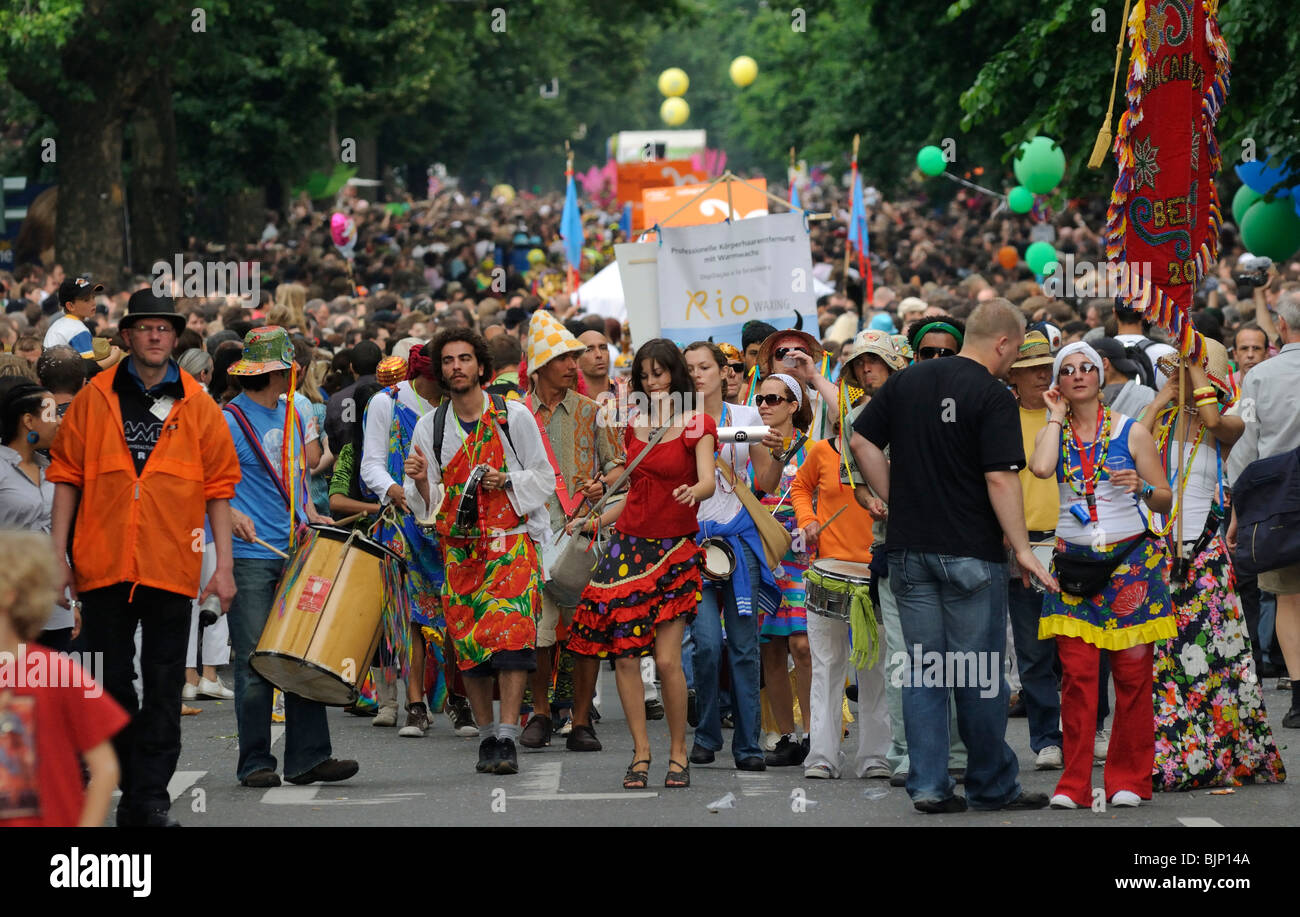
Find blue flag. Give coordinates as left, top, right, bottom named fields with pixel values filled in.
left=846, top=171, right=868, bottom=255
left=560, top=172, right=583, bottom=270
left=619, top=201, right=632, bottom=238
left=789, top=182, right=802, bottom=211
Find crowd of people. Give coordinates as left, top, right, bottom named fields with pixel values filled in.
left=1, top=175, right=1297, bottom=825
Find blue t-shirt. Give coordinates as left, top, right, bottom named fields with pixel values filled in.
left=225, top=392, right=312, bottom=559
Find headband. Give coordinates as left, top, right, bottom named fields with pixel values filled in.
left=913, top=321, right=964, bottom=349
left=405, top=343, right=436, bottom=381
left=769, top=372, right=804, bottom=408
left=1051, top=341, right=1105, bottom=381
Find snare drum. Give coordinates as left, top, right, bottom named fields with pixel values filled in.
left=804, top=559, right=877, bottom=622
left=700, top=536, right=736, bottom=581
left=251, top=525, right=406, bottom=706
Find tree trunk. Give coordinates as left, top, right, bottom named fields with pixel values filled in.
left=55, top=112, right=129, bottom=288
left=127, top=72, right=181, bottom=274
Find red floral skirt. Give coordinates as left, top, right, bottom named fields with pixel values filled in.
left=567, top=532, right=701, bottom=659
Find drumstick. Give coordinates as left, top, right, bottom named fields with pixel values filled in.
left=253, top=537, right=290, bottom=559
left=817, top=505, right=848, bottom=536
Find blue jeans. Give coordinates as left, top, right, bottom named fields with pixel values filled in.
left=1007, top=579, right=1063, bottom=752
left=681, top=622, right=696, bottom=691
left=692, top=540, right=762, bottom=762
left=229, top=557, right=333, bottom=781
left=889, top=551, right=1021, bottom=809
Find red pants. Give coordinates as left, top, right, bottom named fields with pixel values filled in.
left=1055, top=636, right=1154, bottom=806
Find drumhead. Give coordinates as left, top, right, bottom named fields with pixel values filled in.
left=701, top=537, right=735, bottom=580
left=811, top=558, right=872, bottom=584
left=306, top=523, right=405, bottom=569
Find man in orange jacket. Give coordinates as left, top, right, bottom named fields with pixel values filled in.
left=49, top=289, right=240, bottom=828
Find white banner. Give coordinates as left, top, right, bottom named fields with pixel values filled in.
left=613, top=242, right=662, bottom=348
left=655, top=211, right=816, bottom=347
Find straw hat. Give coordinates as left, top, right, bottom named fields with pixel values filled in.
left=1156, top=338, right=1235, bottom=400
left=844, top=328, right=907, bottom=372
left=526, top=308, right=586, bottom=376
left=1010, top=331, right=1055, bottom=370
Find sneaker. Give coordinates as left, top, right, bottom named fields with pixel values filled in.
left=554, top=714, right=573, bottom=736
left=476, top=737, right=500, bottom=773
left=736, top=756, right=767, bottom=771
left=863, top=765, right=892, bottom=779
left=761, top=731, right=781, bottom=753
left=765, top=734, right=806, bottom=767
left=1110, top=790, right=1141, bottom=807
left=494, top=738, right=519, bottom=775
left=1283, top=707, right=1300, bottom=729
left=240, top=768, right=281, bottom=788
left=1050, top=793, right=1079, bottom=809
left=197, top=676, right=234, bottom=699
left=645, top=697, right=665, bottom=720
left=914, top=796, right=967, bottom=814
left=286, top=758, right=359, bottom=785
left=1094, top=728, right=1110, bottom=760
left=565, top=724, right=602, bottom=752
left=182, top=682, right=198, bottom=701
left=999, top=790, right=1049, bottom=810
left=687, top=689, right=699, bottom=728
left=399, top=702, right=431, bottom=738
left=372, top=704, right=399, bottom=727
left=520, top=714, right=552, bottom=748
left=804, top=763, right=833, bottom=779
left=1035, top=745, right=1064, bottom=770
left=446, top=695, right=479, bottom=737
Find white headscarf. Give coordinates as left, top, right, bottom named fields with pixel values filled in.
left=1051, top=341, right=1104, bottom=382
left=768, top=372, right=804, bottom=408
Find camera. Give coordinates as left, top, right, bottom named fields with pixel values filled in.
left=1233, top=255, right=1271, bottom=290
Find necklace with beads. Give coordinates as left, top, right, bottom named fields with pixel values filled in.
left=1060, top=402, right=1111, bottom=524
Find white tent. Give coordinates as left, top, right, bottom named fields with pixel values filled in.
left=576, top=260, right=835, bottom=323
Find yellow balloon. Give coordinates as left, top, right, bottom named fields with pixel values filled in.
left=490, top=183, right=515, bottom=202
left=730, top=55, right=758, bottom=88
left=658, top=67, right=689, bottom=98
left=660, top=96, right=690, bottom=126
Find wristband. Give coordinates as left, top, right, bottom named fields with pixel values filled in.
left=1195, top=397, right=1218, bottom=408
left=1141, top=484, right=1155, bottom=501
left=1192, top=386, right=1216, bottom=397
left=1046, top=418, right=1063, bottom=427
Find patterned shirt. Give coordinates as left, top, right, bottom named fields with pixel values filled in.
left=529, top=388, right=624, bottom=533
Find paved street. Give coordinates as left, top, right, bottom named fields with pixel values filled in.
left=138, top=668, right=1299, bottom=827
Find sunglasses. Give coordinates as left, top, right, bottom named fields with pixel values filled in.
left=1058, top=363, right=1099, bottom=378
left=754, top=393, right=794, bottom=407
left=728, top=362, right=746, bottom=375
left=918, top=346, right=956, bottom=360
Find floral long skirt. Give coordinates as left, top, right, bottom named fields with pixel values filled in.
left=1152, top=534, right=1286, bottom=791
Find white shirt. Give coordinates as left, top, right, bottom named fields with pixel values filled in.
left=360, top=381, right=432, bottom=501
left=697, top=403, right=761, bottom=526
left=403, top=393, right=555, bottom=545
left=1155, top=434, right=1222, bottom=540
left=43, top=314, right=96, bottom=358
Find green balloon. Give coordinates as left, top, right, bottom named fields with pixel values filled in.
left=1025, top=240, right=1058, bottom=276
left=1240, top=198, right=1300, bottom=262
left=917, top=145, right=947, bottom=177
left=1231, top=184, right=1263, bottom=225
left=1013, top=136, right=1067, bottom=195
left=1007, top=186, right=1035, bottom=214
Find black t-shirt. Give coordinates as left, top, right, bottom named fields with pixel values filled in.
left=852, top=356, right=1025, bottom=563
left=112, top=362, right=185, bottom=475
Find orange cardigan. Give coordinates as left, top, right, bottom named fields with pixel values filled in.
left=47, top=363, right=240, bottom=597
left=790, top=439, right=874, bottom=565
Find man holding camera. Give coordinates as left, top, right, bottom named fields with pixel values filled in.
left=403, top=327, right=555, bottom=775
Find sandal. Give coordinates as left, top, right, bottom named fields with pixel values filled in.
left=623, top=758, right=652, bottom=790
left=665, top=759, right=690, bottom=789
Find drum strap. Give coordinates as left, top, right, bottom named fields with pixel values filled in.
left=526, top=393, right=586, bottom=519
left=224, top=402, right=307, bottom=512
left=431, top=393, right=514, bottom=472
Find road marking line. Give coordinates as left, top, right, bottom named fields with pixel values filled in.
left=1177, top=817, right=1223, bottom=827
left=513, top=761, right=562, bottom=795
left=508, top=792, right=659, bottom=800
left=261, top=786, right=393, bottom=805
left=114, top=769, right=207, bottom=801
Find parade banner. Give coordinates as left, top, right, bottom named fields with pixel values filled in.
left=614, top=241, right=661, bottom=347
left=1104, top=0, right=1231, bottom=366
left=642, top=178, right=769, bottom=228
left=615, top=160, right=703, bottom=231
left=655, top=211, right=816, bottom=346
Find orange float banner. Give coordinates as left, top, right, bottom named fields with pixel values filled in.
left=642, top=178, right=769, bottom=229
left=616, top=160, right=703, bottom=231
